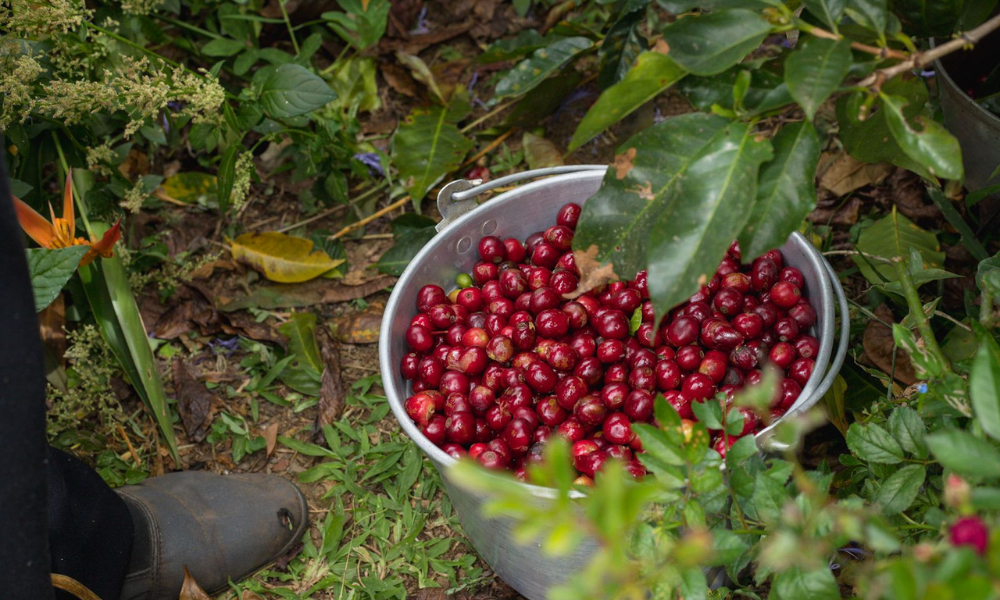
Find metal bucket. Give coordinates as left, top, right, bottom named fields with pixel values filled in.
left=378, top=167, right=849, bottom=599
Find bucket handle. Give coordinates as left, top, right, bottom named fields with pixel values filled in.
left=436, top=165, right=608, bottom=232
left=758, top=259, right=850, bottom=454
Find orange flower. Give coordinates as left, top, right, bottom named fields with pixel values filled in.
left=11, top=169, right=120, bottom=266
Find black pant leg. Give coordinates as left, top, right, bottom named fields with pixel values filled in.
left=0, top=143, right=54, bottom=599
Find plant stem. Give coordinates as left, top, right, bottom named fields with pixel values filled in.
left=278, top=0, right=300, bottom=55
left=461, top=127, right=517, bottom=168
left=157, top=14, right=223, bottom=40
left=893, top=258, right=952, bottom=375
left=460, top=100, right=519, bottom=134
left=796, top=21, right=907, bottom=59
left=277, top=180, right=388, bottom=233
left=859, top=13, right=1000, bottom=88
left=329, top=195, right=411, bottom=240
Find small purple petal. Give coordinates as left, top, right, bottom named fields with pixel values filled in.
left=780, top=38, right=794, bottom=49
left=411, top=7, right=429, bottom=35
left=920, top=69, right=935, bottom=78
left=354, top=152, right=385, bottom=176
left=467, top=71, right=480, bottom=94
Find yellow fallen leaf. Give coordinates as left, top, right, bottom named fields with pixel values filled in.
left=231, top=232, right=345, bottom=283
left=160, top=172, right=218, bottom=204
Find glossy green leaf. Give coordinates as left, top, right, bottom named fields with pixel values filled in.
left=771, top=566, right=840, bottom=600
left=391, top=105, right=474, bottom=205
left=692, top=399, right=724, bottom=430
left=573, top=113, right=729, bottom=291
left=837, top=78, right=932, bottom=178
left=876, top=464, right=925, bottom=515
left=569, top=52, right=687, bottom=151
left=887, top=406, right=928, bottom=458
left=845, top=0, right=888, bottom=36
left=802, top=0, right=846, bottom=30
left=880, top=91, right=963, bottom=180
left=660, top=9, right=772, bottom=76
left=853, top=210, right=944, bottom=286
left=890, top=0, right=965, bottom=36
left=677, top=67, right=793, bottom=115
left=258, top=64, right=337, bottom=118
left=633, top=423, right=686, bottom=469
left=645, top=120, right=773, bottom=320
left=846, top=422, right=904, bottom=463
left=26, top=246, right=87, bottom=312
left=597, top=0, right=649, bottom=89
left=278, top=312, right=323, bottom=395
left=739, top=121, right=821, bottom=259
left=784, top=37, right=852, bottom=120
left=377, top=227, right=437, bottom=276
left=926, top=428, right=1000, bottom=478
left=494, top=37, right=594, bottom=99
left=970, top=341, right=1000, bottom=441
left=477, top=29, right=550, bottom=63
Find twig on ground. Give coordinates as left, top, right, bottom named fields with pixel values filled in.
left=329, top=196, right=411, bottom=240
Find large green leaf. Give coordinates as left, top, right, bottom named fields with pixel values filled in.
left=837, top=78, right=932, bottom=178
left=660, top=9, right=772, bottom=76
left=278, top=312, right=323, bottom=395
left=771, top=566, right=840, bottom=600
left=853, top=210, right=944, bottom=286
left=739, top=121, right=821, bottom=259
left=391, top=106, right=474, bottom=206
left=845, top=0, right=888, bottom=36
left=970, top=341, right=1000, bottom=441
left=377, top=226, right=437, bottom=276
left=645, top=121, right=773, bottom=320
left=876, top=464, right=925, bottom=515
left=477, top=29, right=551, bottom=63
left=846, top=422, right=904, bottom=463
left=573, top=113, right=730, bottom=290
left=880, top=91, right=964, bottom=181
left=887, top=406, right=928, bottom=458
left=258, top=64, right=337, bottom=118
left=202, top=37, right=246, bottom=57
left=784, top=37, right=852, bottom=120
left=569, top=52, right=687, bottom=152
left=802, top=0, right=847, bottom=30
left=926, top=428, right=1000, bottom=478
left=889, top=0, right=965, bottom=37
left=677, top=67, right=793, bottom=115
left=26, top=246, right=87, bottom=312
left=597, top=0, right=649, bottom=89
left=494, top=37, right=594, bottom=99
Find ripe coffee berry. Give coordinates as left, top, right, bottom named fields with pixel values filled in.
left=788, top=302, right=817, bottom=329
left=676, top=345, right=705, bottom=371
left=478, top=236, right=506, bottom=264
left=557, top=203, right=582, bottom=229
left=768, top=342, right=797, bottom=369
left=770, top=281, right=801, bottom=308
left=603, top=413, right=634, bottom=445
left=795, top=335, right=819, bottom=359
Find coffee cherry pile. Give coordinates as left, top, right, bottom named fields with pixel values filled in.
left=401, top=202, right=818, bottom=483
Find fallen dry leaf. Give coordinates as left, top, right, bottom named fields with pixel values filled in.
left=50, top=574, right=102, bottom=600
left=231, top=232, right=345, bottom=284
left=380, top=62, right=421, bottom=98
left=566, top=244, right=619, bottom=299
left=888, top=168, right=940, bottom=221
left=178, top=566, right=211, bottom=600
left=808, top=196, right=863, bottom=226
left=155, top=298, right=216, bottom=339
left=818, top=152, right=893, bottom=197
left=862, top=305, right=919, bottom=385
left=263, top=422, right=279, bottom=458
left=379, top=22, right=473, bottom=55
left=523, top=132, right=564, bottom=170
left=329, top=303, right=385, bottom=344
left=387, top=0, right=422, bottom=38
left=172, top=359, right=214, bottom=443
left=220, top=310, right=287, bottom=348
left=314, top=327, right=345, bottom=437
left=217, top=276, right=396, bottom=311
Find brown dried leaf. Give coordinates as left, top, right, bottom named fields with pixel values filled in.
left=818, top=152, right=893, bottom=197
left=329, top=304, right=384, bottom=344
left=380, top=62, right=421, bottom=98
left=172, top=359, right=214, bottom=443
left=178, top=566, right=211, bottom=600
left=862, top=305, right=919, bottom=385
left=314, top=327, right=345, bottom=436
left=263, top=422, right=279, bottom=458
left=39, top=294, right=67, bottom=365
left=220, top=311, right=287, bottom=348
left=155, top=300, right=216, bottom=339
left=387, top=0, right=422, bottom=38
left=217, top=276, right=396, bottom=311
left=379, top=22, right=473, bottom=55
left=889, top=169, right=940, bottom=221
left=566, top=244, right=619, bottom=299
left=807, top=196, right=862, bottom=226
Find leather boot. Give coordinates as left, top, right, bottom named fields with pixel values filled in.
left=116, top=471, right=308, bottom=600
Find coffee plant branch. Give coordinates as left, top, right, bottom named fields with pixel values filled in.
left=796, top=22, right=908, bottom=60
left=859, top=13, right=1000, bottom=89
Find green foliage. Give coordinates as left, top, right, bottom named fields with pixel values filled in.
left=784, top=37, right=852, bottom=120
left=257, top=64, right=338, bottom=119
left=26, top=246, right=89, bottom=312
left=322, top=0, right=390, bottom=51
left=660, top=10, right=772, bottom=76
left=391, top=105, right=474, bottom=206
left=494, top=37, right=594, bottom=98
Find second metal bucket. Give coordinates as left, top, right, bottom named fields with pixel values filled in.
left=378, top=167, right=849, bottom=599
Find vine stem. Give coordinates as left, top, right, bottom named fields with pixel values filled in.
left=328, top=194, right=411, bottom=240
left=796, top=21, right=907, bottom=59
left=892, top=258, right=952, bottom=375
left=858, top=13, right=1000, bottom=88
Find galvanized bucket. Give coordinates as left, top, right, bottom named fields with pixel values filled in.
left=378, top=167, right=849, bottom=600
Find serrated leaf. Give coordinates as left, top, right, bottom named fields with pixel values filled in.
left=880, top=91, right=963, bottom=180
left=887, top=406, right=928, bottom=458
left=660, top=9, right=772, bottom=76
left=494, top=37, right=593, bottom=99
left=633, top=423, right=686, bottom=468
left=970, top=341, right=1000, bottom=441
left=569, top=52, right=687, bottom=152
left=739, top=121, right=821, bottom=259
left=231, top=232, right=346, bottom=283
left=853, top=209, right=944, bottom=286
left=785, top=37, right=852, bottom=120
left=876, top=464, right=925, bottom=515
left=846, top=422, right=904, bottom=463
left=27, top=246, right=88, bottom=312
left=202, top=37, right=246, bottom=57
left=771, top=566, right=840, bottom=600
left=258, top=64, right=337, bottom=118
left=644, top=119, right=773, bottom=321
left=392, top=106, right=474, bottom=205
left=377, top=227, right=436, bottom=276
left=801, top=0, right=846, bottom=30
left=926, top=428, right=1000, bottom=478
left=752, top=471, right=788, bottom=523
left=692, top=399, right=724, bottom=430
